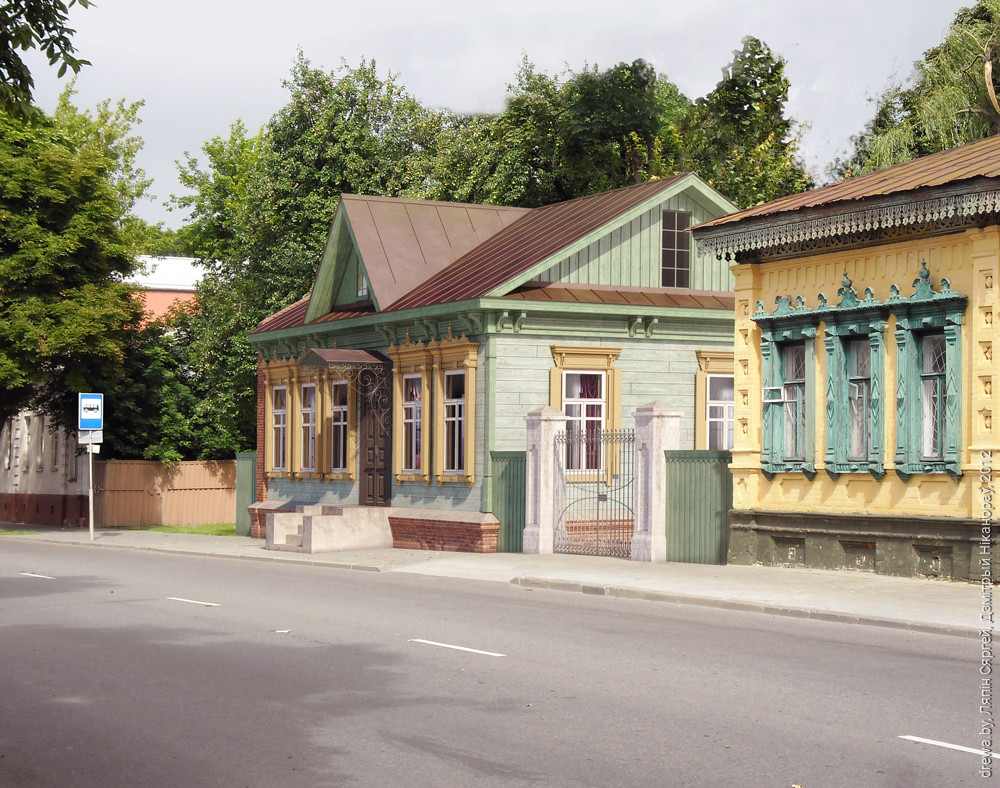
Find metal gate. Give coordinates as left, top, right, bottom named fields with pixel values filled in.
left=554, top=428, right=635, bottom=558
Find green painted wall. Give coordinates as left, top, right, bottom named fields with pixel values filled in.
left=539, top=194, right=733, bottom=292
left=490, top=334, right=732, bottom=453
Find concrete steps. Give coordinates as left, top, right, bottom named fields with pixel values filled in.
left=265, top=503, right=393, bottom=554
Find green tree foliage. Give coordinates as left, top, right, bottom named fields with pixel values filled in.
left=235, top=53, right=443, bottom=309
left=0, top=0, right=91, bottom=118
left=0, top=92, right=147, bottom=430
left=166, top=54, right=444, bottom=457
left=171, top=120, right=261, bottom=263
left=835, top=0, right=1000, bottom=176
left=682, top=36, right=812, bottom=207
left=558, top=58, right=664, bottom=191
left=426, top=57, right=685, bottom=207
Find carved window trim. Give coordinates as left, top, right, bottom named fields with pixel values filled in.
left=888, top=263, right=967, bottom=480
left=752, top=298, right=818, bottom=479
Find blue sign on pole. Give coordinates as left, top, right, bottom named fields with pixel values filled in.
left=78, top=393, right=104, bottom=431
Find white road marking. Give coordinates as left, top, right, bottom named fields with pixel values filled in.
left=20, top=572, right=54, bottom=579
left=899, top=735, right=983, bottom=756
left=409, top=638, right=505, bottom=657
left=166, top=597, right=220, bottom=607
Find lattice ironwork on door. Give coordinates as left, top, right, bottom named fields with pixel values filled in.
left=553, top=428, right=635, bottom=558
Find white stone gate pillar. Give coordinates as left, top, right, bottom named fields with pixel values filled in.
left=632, top=401, right=681, bottom=562
left=523, top=406, right=567, bottom=554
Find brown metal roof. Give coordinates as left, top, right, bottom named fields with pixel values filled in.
left=341, top=194, right=530, bottom=310
left=386, top=176, right=690, bottom=311
left=252, top=298, right=310, bottom=334
left=252, top=298, right=375, bottom=334
left=504, top=283, right=735, bottom=310
left=696, top=133, right=1000, bottom=230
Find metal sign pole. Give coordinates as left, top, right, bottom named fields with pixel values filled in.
left=78, top=394, right=103, bottom=541
left=88, top=435, right=94, bottom=541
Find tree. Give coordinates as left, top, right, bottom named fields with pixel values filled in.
left=558, top=58, right=665, bottom=191
left=166, top=54, right=444, bottom=457
left=426, top=57, right=690, bottom=208
left=682, top=36, right=812, bottom=207
left=170, top=120, right=262, bottom=263
left=833, top=0, right=1000, bottom=177
left=234, top=53, right=443, bottom=309
left=0, top=0, right=91, bottom=118
left=0, top=91, right=148, bottom=430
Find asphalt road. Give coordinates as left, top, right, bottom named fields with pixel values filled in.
left=0, top=540, right=983, bottom=786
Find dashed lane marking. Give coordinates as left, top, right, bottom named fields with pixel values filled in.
left=167, top=597, right=220, bottom=607
left=899, top=735, right=983, bottom=756
left=409, top=639, right=505, bottom=657
left=20, top=572, right=54, bottom=579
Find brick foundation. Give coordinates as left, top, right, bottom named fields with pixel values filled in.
left=389, top=515, right=500, bottom=553
left=249, top=506, right=267, bottom=539
left=0, top=493, right=89, bottom=527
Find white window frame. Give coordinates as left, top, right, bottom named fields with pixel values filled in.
left=402, top=373, right=422, bottom=473
left=781, top=344, right=807, bottom=462
left=562, top=370, right=606, bottom=472
left=300, top=383, right=317, bottom=472
left=272, top=386, right=287, bottom=472
left=443, top=369, right=466, bottom=474
left=706, top=374, right=735, bottom=451
left=919, top=332, right=947, bottom=461
left=846, top=338, right=872, bottom=461
left=330, top=380, right=349, bottom=473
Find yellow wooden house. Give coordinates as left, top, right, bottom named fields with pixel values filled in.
left=691, top=136, right=1000, bottom=581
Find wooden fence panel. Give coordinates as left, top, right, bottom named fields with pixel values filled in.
left=663, top=450, right=732, bottom=564
left=491, top=451, right=526, bottom=553
left=95, top=460, right=236, bottom=527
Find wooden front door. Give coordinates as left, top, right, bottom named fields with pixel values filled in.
left=358, top=366, right=391, bottom=506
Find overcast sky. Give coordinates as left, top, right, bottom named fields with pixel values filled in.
left=25, top=0, right=960, bottom=229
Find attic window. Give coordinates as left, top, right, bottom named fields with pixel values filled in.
left=356, top=257, right=369, bottom=299
left=661, top=211, right=691, bottom=288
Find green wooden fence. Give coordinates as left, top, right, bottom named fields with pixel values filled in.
left=663, top=450, right=732, bottom=564
left=491, top=451, right=526, bottom=553
left=235, top=452, right=257, bottom=537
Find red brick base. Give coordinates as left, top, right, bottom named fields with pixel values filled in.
left=249, top=507, right=267, bottom=539
left=389, top=516, right=500, bottom=553
left=0, top=493, right=89, bottom=527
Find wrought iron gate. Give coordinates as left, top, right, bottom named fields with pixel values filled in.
left=554, top=428, right=635, bottom=558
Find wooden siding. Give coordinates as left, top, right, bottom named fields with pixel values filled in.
left=94, top=460, right=236, bottom=527
left=490, top=334, right=731, bottom=453
left=539, top=195, right=733, bottom=292
left=334, top=246, right=363, bottom=306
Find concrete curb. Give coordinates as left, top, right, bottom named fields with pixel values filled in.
left=10, top=533, right=976, bottom=639
left=10, top=535, right=393, bottom=572
left=513, top=576, right=978, bottom=639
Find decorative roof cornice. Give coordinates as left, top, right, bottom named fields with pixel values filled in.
left=695, top=188, right=1000, bottom=263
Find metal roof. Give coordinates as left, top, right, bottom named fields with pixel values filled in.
left=297, top=348, right=387, bottom=367
left=253, top=298, right=310, bottom=333
left=695, top=133, right=1000, bottom=231
left=386, top=176, right=690, bottom=312
left=340, top=194, right=530, bottom=310
left=504, top=283, right=734, bottom=310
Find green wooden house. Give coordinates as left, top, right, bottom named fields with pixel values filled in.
left=248, top=175, right=737, bottom=552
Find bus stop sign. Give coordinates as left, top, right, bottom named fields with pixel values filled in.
left=78, top=393, right=104, bottom=431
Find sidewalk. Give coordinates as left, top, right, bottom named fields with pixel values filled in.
left=2, top=525, right=982, bottom=638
